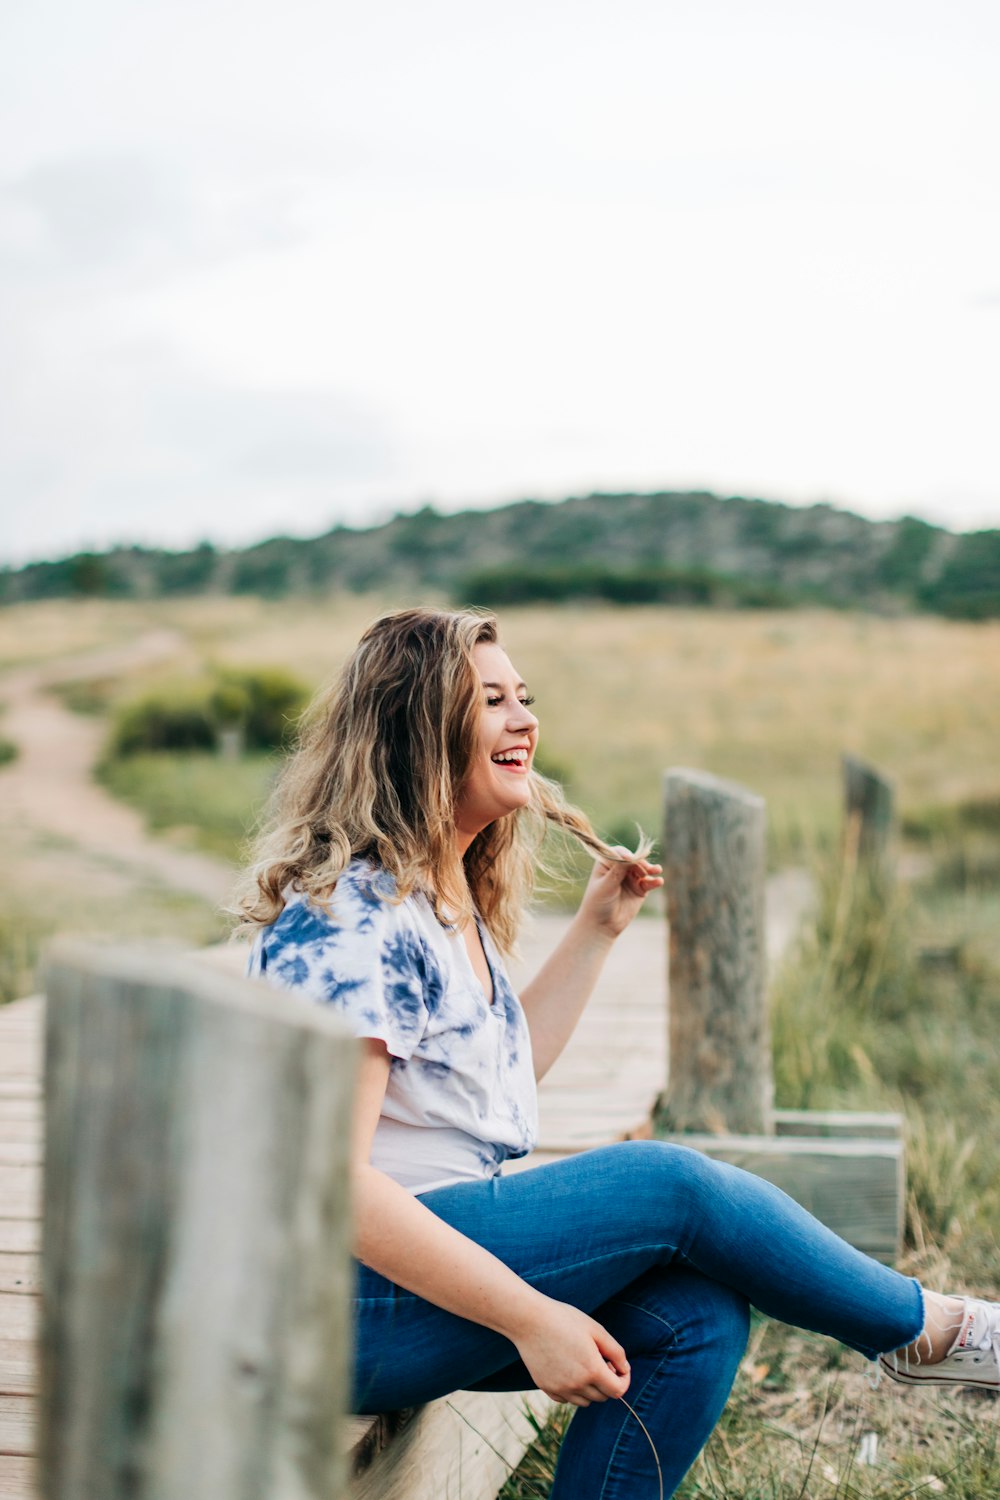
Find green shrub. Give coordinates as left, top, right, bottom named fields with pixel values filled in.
left=222, top=667, right=309, bottom=750
left=107, top=667, right=310, bottom=759
left=109, top=683, right=217, bottom=756
left=0, top=736, right=17, bottom=767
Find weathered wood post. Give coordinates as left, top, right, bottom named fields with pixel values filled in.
left=39, top=942, right=356, bottom=1500
left=661, top=769, right=773, bottom=1135
left=656, top=766, right=905, bottom=1264
left=842, top=753, right=895, bottom=875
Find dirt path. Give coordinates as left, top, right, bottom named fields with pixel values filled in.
left=1, top=632, right=234, bottom=908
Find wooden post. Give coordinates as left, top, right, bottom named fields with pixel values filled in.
left=39, top=943, right=356, bottom=1500
left=661, top=769, right=773, bottom=1135
left=842, top=754, right=895, bottom=873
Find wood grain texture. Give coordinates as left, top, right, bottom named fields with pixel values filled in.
left=0, top=1456, right=33, bottom=1500
left=0, top=1340, right=37, bottom=1397
left=349, top=1389, right=554, bottom=1500
left=662, top=768, right=773, bottom=1134
left=40, top=943, right=358, bottom=1500
left=0, top=1397, right=34, bottom=1458
left=0, top=1260, right=38, bottom=1297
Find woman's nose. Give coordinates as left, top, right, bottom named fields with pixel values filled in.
left=509, top=702, right=539, bottom=733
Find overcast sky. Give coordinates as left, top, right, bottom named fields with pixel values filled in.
left=2, top=0, right=998, bottom=565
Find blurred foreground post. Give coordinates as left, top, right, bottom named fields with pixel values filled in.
left=40, top=943, right=356, bottom=1500
left=662, top=768, right=773, bottom=1135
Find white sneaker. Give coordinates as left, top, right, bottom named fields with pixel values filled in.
left=880, top=1297, right=1000, bottom=1390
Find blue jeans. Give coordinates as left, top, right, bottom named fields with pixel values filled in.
left=353, top=1141, right=924, bottom=1499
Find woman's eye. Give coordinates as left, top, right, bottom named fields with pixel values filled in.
left=484, top=692, right=535, bottom=708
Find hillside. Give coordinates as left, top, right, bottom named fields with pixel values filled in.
left=3, top=490, right=999, bottom=616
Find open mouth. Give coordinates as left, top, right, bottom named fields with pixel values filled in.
left=491, top=748, right=530, bottom=772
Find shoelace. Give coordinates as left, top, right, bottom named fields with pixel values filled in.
left=986, top=1323, right=1000, bottom=1381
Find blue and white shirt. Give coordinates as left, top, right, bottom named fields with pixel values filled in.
left=248, top=859, right=539, bottom=1194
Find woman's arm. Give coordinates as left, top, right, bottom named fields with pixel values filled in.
left=351, top=1039, right=631, bottom=1406
left=518, top=853, right=663, bottom=1081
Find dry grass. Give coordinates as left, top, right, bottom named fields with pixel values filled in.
left=5, top=595, right=997, bottom=867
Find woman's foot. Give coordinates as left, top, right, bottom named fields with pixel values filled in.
left=880, top=1294, right=1000, bottom=1389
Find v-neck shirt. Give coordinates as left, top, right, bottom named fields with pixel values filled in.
left=248, top=858, right=539, bottom=1194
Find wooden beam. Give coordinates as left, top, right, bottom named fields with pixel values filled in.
left=662, top=768, right=772, bottom=1135
left=349, top=1389, right=554, bottom=1500
left=842, top=754, right=895, bottom=874
left=40, top=942, right=358, bottom=1500
left=773, top=1109, right=903, bottom=1141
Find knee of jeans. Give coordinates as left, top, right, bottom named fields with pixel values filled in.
left=702, top=1279, right=752, bottom=1362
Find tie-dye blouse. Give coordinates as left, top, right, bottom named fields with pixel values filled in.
left=248, top=858, right=539, bottom=1194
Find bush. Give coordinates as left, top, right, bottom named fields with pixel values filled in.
left=107, top=667, right=310, bottom=758
left=212, top=666, right=310, bottom=749
left=109, top=684, right=217, bottom=756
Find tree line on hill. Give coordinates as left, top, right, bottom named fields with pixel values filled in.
left=3, top=491, right=999, bottom=618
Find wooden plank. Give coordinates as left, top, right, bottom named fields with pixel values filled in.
left=0, top=998, right=43, bottom=1020
left=0, top=1041, right=42, bottom=1066
left=0, top=1304, right=35, bottom=1345
left=0, top=1261, right=38, bottom=1297
left=0, top=1397, right=35, bottom=1458
left=0, top=1228, right=39, bottom=1257
left=41, top=943, right=358, bottom=1500
left=0, top=1126, right=42, bottom=1148
left=663, top=1132, right=904, bottom=1263
left=773, top=1109, right=903, bottom=1140
left=0, top=1340, right=37, bottom=1397
left=349, top=1389, right=553, bottom=1500
left=0, top=1106, right=42, bottom=1125
left=0, top=1177, right=40, bottom=1222
left=0, top=1149, right=40, bottom=1170
left=0, top=1454, right=34, bottom=1500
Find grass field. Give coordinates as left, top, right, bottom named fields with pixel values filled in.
left=23, top=593, right=999, bottom=873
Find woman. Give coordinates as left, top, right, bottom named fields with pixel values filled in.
left=239, top=607, right=1000, bottom=1499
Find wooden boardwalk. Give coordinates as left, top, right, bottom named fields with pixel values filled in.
left=0, top=915, right=669, bottom=1499
left=0, top=993, right=41, bottom=1500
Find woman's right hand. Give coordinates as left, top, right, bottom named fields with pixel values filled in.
left=511, top=1296, right=631, bottom=1406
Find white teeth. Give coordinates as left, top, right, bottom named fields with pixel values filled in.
left=492, top=749, right=528, bottom=764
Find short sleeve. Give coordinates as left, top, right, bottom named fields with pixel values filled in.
left=252, top=870, right=432, bottom=1061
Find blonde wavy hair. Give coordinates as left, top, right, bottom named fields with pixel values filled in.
left=235, top=606, right=649, bottom=952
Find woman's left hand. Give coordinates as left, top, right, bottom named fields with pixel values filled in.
left=578, top=851, right=664, bottom=940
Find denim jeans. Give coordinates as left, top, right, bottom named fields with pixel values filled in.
left=353, top=1140, right=924, bottom=1499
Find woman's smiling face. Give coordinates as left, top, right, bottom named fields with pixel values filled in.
left=454, top=641, right=539, bottom=848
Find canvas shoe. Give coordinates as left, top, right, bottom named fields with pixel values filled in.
left=880, top=1297, right=1000, bottom=1390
